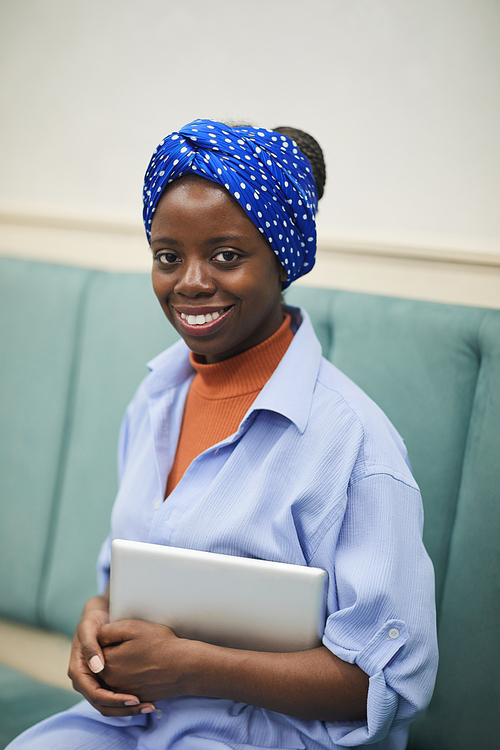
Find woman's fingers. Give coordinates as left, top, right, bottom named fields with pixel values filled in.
left=82, top=682, right=156, bottom=716
left=79, top=633, right=106, bottom=674
left=96, top=620, right=126, bottom=648
left=77, top=607, right=109, bottom=673
left=67, top=594, right=156, bottom=716
left=98, top=618, right=176, bottom=646
left=69, top=646, right=156, bottom=716
left=98, top=618, right=151, bottom=645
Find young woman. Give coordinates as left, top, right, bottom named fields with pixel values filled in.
left=8, top=120, right=437, bottom=749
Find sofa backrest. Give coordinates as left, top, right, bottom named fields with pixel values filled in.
left=0, top=258, right=498, bottom=749
left=0, top=260, right=93, bottom=625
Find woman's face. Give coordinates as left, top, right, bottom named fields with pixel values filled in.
left=150, top=176, right=287, bottom=364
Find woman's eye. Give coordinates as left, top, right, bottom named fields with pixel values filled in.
left=214, top=250, right=239, bottom=262
left=156, top=252, right=179, bottom=265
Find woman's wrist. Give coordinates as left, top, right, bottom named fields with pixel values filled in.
left=181, top=641, right=293, bottom=707
left=161, top=635, right=212, bottom=698
left=176, top=636, right=287, bottom=702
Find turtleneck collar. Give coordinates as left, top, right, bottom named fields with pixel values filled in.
left=188, top=314, right=293, bottom=400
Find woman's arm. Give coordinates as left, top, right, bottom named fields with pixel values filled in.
left=97, top=619, right=369, bottom=721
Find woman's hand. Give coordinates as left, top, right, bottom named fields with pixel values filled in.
left=98, top=620, right=193, bottom=703
left=67, top=593, right=156, bottom=717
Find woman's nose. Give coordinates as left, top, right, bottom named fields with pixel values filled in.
left=174, top=258, right=216, bottom=296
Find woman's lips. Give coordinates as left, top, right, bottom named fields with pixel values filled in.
left=173, top=305, right=234, bottom=337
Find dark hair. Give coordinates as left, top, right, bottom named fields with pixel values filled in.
left=273, top=126, right=326, bottom=200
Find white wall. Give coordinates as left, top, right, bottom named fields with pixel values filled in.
left=1, top=0, right=500, bottom=308
left=1, top=0, right=499, bottom=254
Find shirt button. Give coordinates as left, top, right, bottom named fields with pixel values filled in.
left=388, top=628, right=400, bottom=639
left=154, top=499, right=162, bottom=510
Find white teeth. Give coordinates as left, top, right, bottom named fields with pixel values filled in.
left=180, top=309, right=226, bottom=325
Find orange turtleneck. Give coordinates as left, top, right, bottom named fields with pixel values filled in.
left=165, top=314, right=293, bottom=497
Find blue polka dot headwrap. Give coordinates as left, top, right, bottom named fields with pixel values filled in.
left=143, top=119, right=318, bottom=288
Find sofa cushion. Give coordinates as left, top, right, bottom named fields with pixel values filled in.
left=0, top=259, right=93, bottom=626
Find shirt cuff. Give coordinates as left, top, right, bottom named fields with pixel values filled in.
left=322, top=619, right=408, bottom=746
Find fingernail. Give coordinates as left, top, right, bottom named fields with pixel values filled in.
left=124, top=700, right=140, bottom=706
left=89, top=655, right=104, bottom=673
left=141, top=706, right=156, bottom=714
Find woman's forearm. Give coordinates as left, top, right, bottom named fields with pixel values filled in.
left=98, top=620, right=368, bottom=721
left=185, top=640, right=368, bottom=722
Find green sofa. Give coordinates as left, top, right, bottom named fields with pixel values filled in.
left=0, top=256, right=498, bottom=748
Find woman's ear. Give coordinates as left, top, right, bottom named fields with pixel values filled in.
left=275, top=256, right=287, bottom=283
left=272, top=252, right=288, bottom=285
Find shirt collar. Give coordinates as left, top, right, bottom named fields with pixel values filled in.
left=145, top=339, right=194, bottom=395
left=247, top=306, right=322, bottom=434
left=144, top=306, right=322, bottom=434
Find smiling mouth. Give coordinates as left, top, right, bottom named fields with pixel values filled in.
left=178, top=306, right=232, bottom=326
left=173, top=305, right=234, bottom=335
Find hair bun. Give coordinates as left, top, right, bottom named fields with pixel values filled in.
left=273, top=127, right=326, bottom=200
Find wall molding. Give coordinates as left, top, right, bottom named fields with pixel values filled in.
left=1, top=209, right=499, bottom=309
left=319, top=239, right=500, bottom=268
left=0, top=208, right=144, bottom=236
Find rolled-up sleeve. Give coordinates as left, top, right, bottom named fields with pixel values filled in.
left=313, top=473, right=438, bottom=746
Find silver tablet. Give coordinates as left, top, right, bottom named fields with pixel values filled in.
left=110, top=539, right=327, bottom=652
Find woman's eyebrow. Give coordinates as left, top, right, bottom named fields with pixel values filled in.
left=205, top=234, right=251, bottom=245
left=150, top=234, right=252, bottom=249
left=150, top=237, right=181, bottom=247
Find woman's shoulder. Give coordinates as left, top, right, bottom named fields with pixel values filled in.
left=276, top=307, right=411, bottom=475
left=311, top=357, right=416, bottom=487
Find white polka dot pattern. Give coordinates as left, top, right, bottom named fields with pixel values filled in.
left=143, top=119, right=318, bottom=288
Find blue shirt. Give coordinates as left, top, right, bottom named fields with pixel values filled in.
left=94, top=305, right=438, bottom=748
left=17, top=306, right=437, bottom=750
